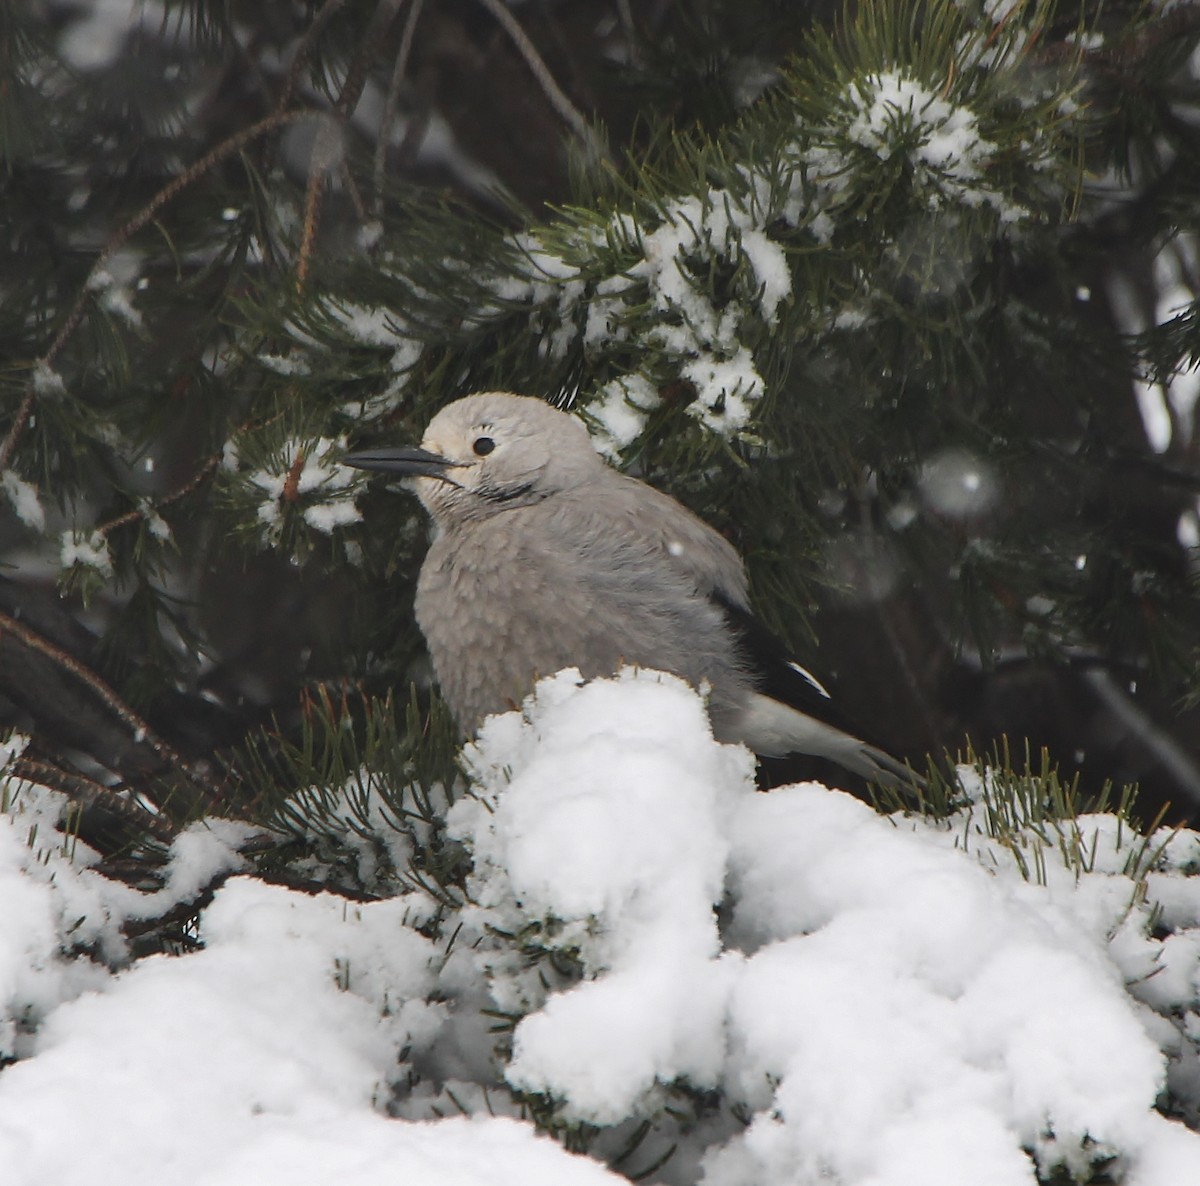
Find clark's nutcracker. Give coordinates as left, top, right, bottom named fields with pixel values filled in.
left=346, top=392, right=923, bottom=790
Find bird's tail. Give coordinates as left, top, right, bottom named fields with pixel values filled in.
left=848, top=740, right=929, bottom=795
left=732, top=690, right=928, bottom=794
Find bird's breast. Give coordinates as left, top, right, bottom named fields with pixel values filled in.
left=414, top=528, right=572, bottom=730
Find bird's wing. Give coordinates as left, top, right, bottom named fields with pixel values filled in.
left=711, top=592, right=857, bottom=735
left=713, top=592, right=926, bottom=790
left=543, top=485, right=924, bottom=789
left=604, top=474, right=750, bottom=608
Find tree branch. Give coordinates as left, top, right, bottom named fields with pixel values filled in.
left=0, top=611, right=221, bottom=818
left=11, top=756, right=179, bottom=844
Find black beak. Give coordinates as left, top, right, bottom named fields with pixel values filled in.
left=343, top=447, right=458, bottom=480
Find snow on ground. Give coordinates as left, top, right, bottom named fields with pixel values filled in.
left=2, top=668, right=1200, bottom=1184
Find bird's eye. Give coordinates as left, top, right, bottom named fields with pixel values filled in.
left=473, top=436, right=495, bottom=456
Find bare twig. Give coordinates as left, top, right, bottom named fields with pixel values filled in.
left=296, top=129, right=333, bottom=293
left=471, top=0, right=609, bottom=163
left=282, top=444, right=308, bottom=503
left=340, top=159, right=371, bottom=224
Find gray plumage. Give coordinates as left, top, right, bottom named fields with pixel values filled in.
left=346, top=392, right=922, bottom=790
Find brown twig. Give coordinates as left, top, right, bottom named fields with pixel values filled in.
left=340, top=159, right=371, bottom=224
left=296, top=132, right=332, bottom=294
left=335, top=0, right=408, bottom=119
left=296, top=0, right=408, bottom=289
left=97, top=452, right=223, bottom=537
left=282, top=444, right=308, bottom=502
left=11, top=756, right=179, bottom=844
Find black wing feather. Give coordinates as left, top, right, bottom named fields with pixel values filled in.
left=711, top=593, right=860, bottom=737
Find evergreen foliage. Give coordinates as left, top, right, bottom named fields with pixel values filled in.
left=2, top=0, right=1200, bottom=1178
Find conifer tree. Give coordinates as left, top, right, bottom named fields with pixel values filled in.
left=3, top=0, right=1200, bottom=1176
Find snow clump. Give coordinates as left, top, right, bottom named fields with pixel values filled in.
left=4, top=669, right=1200, bottom=1184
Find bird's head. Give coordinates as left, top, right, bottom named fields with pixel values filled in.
left=345, top=392, right=604, bottom=525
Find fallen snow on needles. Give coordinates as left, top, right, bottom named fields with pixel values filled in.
left=2, top=669, right=1200, bottom=1184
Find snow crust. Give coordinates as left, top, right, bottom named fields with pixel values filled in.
left=2, top=671, right=1200, bottom=1184
left=846, top=71, right=997, bottom=189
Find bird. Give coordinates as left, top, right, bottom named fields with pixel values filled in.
left=345, top=392, right=924, bottom=791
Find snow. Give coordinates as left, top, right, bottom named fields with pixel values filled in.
left=1106, top=235, right=1200, bottom=455
left=31, top=363, right=65, bottom=398
left=840, top=69, right=1017, bottom=219
left=58, top=0, right=168, bottom=72
left=245, top=435, right=361, bottom=543
left=303, top=500, right=364, bottom=533
left=460, top=179, right=792, bottom=444
left=143, top=506, right=172, bottom=541
left=2, top=470, right=45, bottom=532
left=0, top=872, right=609, bottom=1185
left=717, top=785, right=1169, bottom=1184
left=3, top=669, right=1200, bottom=1184
left=681, top=348, right=763, bottom=435
left=85, top=253, right=146, bottom=328
left=450, top=669, right=751, bottom=1123
left=588, top=374, right=662, bottom=458
left=328, top=299, right=406, bottom=348
left=258, top=353, right=311, bottom=377
left=917, top=446, right=1000, bottom=520
left=60, top=528, right=113, bottom=576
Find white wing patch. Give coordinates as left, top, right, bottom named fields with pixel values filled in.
left=787, top=660, right=831, bottom=699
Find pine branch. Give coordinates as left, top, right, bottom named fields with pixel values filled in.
left=0, top=610, right=220, bottom=819
left=277, top=0, right=353, bottom=111
left=296, top=0, right=410, bottom=288
left=97, top=453, right=223, bottom=537
left=11, top=756, right=178, bottom=845
left=0, top=107, right=312, bottom=472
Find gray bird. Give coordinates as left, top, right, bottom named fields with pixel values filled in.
left=345, top=392, right=923, bottom=790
